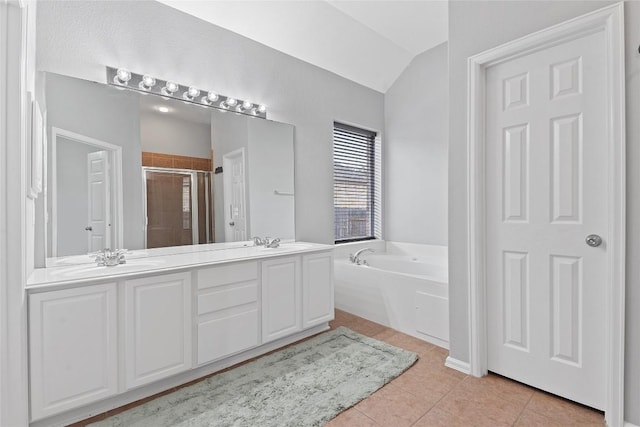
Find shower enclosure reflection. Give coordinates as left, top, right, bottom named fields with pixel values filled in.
left=144, top=168, right=214, bottom=248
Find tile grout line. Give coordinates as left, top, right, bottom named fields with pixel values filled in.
left=510, top=389, right=536, bottom=426
left=352, top=406, right=382, bottom=426
left=407, top=373, right=471, bottom=426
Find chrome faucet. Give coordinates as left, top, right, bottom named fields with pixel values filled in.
left=349, top=248, right=374, bottom=265
left=252, top=236, right=281, bottom=248
left=90, top=248, right=127, bottom=266
left=264, top=237, right=281, bottom=248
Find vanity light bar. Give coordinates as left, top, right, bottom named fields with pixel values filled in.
left=106, top=67, right=267, bottom=119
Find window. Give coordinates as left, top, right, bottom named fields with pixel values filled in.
left=333, top=122, right=380, bottom=243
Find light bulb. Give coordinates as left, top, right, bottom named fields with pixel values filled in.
left=226, top=97, right=237, bottom=107
left=139, top=75, right=156, bottom=90
left=203, top=92, right=219, bottom=104
left=257, top=104, right=267, bottom=114
left=114, top=68, right=132, bottom=85
left=241, top=100, right=253, bottom=110
left=162, top=81, right=179, bottom=95
left=183, top=86, right=200, bottom=100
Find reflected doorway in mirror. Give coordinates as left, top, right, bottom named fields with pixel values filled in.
left=49, top=128, right=123, bottom=258
left=222, top=148, right=248, bottom=242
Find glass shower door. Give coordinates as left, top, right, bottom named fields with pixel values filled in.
left=144, top=168, right=214, bottom=249
left=145, top=170, right=193, bottom=249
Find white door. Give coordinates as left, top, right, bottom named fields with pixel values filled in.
left=87, top=150, right=111, bottom=251
left=485, top=30, right=607, bottom=409
left=223, top=148, right=248, bottom=241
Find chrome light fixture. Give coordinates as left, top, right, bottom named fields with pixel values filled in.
left=201, top=91, right=219, bottom=105
left=139, top=74, right=156, bottom=90
left=106, top=66, right=267, bottom=119
left=161, top=81, right=179, bottom=96
left=183, top=86, right=200, bottom=101
left=113, top=68, right=132, bottom=85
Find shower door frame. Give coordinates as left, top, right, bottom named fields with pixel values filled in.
left=142, top=166, right=213, bottom=249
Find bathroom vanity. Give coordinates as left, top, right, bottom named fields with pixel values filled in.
left=26, top=242, right=334, bottom=426
left=26, top=65, right=327, bottom=427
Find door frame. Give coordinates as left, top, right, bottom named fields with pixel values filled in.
left=50, top=127, right=123, bottom=259
left=466, top=3, right=625, bottom=426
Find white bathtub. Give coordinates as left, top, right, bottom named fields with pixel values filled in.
left=334, top=242, right=449, bottom=348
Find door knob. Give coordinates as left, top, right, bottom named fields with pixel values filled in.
left=85, top=226, right=93, bottom=231
left=585, top=234, right=602, bottom=247
left=229, top=221, right=235, bottom=226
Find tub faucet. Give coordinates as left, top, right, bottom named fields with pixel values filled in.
left=350, top=248, right=374, bottom=265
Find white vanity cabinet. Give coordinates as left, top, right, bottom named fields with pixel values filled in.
left=302, top=251, right=335, bottom=328
left=124, top=272, right=192, bottom=390
left=29, top=283, right=118, bottom=421
left=196, top=262, right=260, bottom=365
left=27, top=244, right=334, bottom=425
left=261, top=255, right=302, bottom=343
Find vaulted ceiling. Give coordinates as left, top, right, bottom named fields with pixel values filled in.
left=157, top=1, right=448, bottom=93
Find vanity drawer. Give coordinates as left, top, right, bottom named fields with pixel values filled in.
left=197, top=262, right=258, bottom=290
left=197, top=309, right=259, bottom=364
left=197, top=283, right=257, bottom=316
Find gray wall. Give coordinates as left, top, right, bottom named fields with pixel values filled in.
left=248, top=119, right=295, bottom=240
left=140, top=111, right=211, bottom=159
left=36, top=0, right=384, bottom=245
left=384, top=42, right=448, bottom=245
left=447, top=1, right=640, bottom=423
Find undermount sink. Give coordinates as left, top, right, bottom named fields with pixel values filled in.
left=257, top=242, right=314, bottom=251
left=48, top=259, right=166, bottom=279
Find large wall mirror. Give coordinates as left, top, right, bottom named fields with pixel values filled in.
left=41, top=73, right=295, bottom=263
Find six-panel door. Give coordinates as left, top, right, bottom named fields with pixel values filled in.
left=485, top=29, right=607, bottom=408
left=29, top=283, right=118, bottom=421
left=124, top=272, right=192, bottom=390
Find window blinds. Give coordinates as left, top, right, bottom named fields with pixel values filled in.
left=333, top=122, right=377, bottom=243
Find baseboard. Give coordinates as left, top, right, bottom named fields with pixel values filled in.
left=444, top=356, right=471, bottom=375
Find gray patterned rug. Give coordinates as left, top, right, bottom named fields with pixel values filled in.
left=90, top=326, right=418, bottom=427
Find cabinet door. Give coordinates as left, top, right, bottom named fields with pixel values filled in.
left=124, top=273, right=192, bottom=390
left=261, top=256, right=301, bottom=343
left=29, top=283, right=118, bottom=420
left=302, top=251, right=335, bottom=328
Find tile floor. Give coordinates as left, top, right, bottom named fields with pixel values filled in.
left=327, top=309, right=605, bottom=427
left=71, top=309, right=604, bottom=426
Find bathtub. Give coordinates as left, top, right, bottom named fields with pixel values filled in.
left=334, top=242, right=449, bottom=348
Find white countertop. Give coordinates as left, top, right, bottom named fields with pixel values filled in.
left=27, top=241, right=333, bottom=290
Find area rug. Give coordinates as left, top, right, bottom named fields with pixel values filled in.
left=90, top=326, right=418, bottom=427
